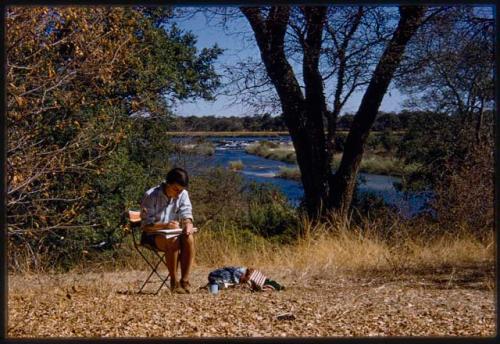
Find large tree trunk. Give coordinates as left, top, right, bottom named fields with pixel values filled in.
left=329, top=6, right=426, bottom=219
left=241, top=6, right=329, bottom=217
left=300, top=7, right=329, bottom=216
left=241, top=5, right=425, bottom=221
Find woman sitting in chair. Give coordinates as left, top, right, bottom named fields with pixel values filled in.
left=140, top=167, right=195, bottom=294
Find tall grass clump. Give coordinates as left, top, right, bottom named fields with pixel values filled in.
left=275, top=156, right=419, bottom=181
left=245, top=141, right=296, bottom=163
left=262, top=214, right=493, bottom=280
left=176, top=142, right=215, bottom=156
left=228, top=160, right=244, bottom=171
left=268, top=149, right=296, bottom=163
left=245, top=142, right=271, bottom=157
left=195, top=223, right=277, bottom=267
left=277, top=166, right=301, bottom=180
left=359, top=154, right=420, bottom=176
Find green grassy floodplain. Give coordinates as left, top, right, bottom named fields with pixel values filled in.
left=166, top=131, right=290, bottom=137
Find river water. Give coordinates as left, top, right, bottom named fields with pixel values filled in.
left=174, top=136, right=431, bottom=218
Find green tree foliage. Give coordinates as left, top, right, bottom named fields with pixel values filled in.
left=171, top=111, right=410, bottom=132
left=397, top=111, right=457, bottom=190
left=245, top=183, right=298, bottom=240
left=394, top=7, right=494, bottom=235
left=395, top=7, right=494, bottom=186
left=397, top=110, right=494, bottom=235
left=7, top=7, right=221, bottom=270
left=171, top=113, right=287, bottom=132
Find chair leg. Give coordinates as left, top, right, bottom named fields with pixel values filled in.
left=137, top=250, right=171, bottom=294
left=138, top=253, right=164, bottom=293
left=130, top=226, right=171, bottom=294
left=153, top=271, right=170, bottom=295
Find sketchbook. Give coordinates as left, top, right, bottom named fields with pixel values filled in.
left=153, top=228, right=198, bottom=239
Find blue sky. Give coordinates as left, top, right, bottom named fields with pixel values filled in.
left=173, top=8, right=406, bottom=118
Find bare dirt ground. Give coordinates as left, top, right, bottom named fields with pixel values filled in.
left=8, top=266, right=495, bottom=338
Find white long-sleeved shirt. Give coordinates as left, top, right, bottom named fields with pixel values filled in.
left=140, top=184, right=193, bottom=238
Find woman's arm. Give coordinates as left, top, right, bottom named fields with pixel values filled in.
left=178, top=191, right=195, bottom=235
left=181, top=218, right=194, bottom=235
left=140, top=191, right=179, bottom=233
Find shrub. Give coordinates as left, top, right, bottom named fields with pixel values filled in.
left=228, top=160, right=244, bottom=171
left=246, top=141, right=296, bottom=163
left=245, top=183, right=299, bottom=240
left=189, top=167, right=247, bottom=226
left=245, top=142, right=270, bottom=157
left=334, top=133, right=347, bottom=152
left=379, top=129, right=400, bottom=153
left=277, top=166, right=301, bottom=180
left=260, top=140, right=279, bottom=149
left=432, top=142, right=493, bottom=238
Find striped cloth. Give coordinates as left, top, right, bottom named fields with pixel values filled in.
left=248, top=269, right=267, bottom=289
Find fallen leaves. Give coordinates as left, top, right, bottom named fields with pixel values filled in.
left=7, top=268, right=495, bottom=337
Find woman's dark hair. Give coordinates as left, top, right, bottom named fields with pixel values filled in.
left=165, top=167, right=189, bottom=187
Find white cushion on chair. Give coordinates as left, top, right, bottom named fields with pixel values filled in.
left=128, top=210, right=141, bottom=223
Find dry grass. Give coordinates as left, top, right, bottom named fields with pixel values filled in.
left=11, top=217, right=493, bottom=280
left=175, top=143, right=215, bottom=156
left=61, top=217, right=494, bottom=280
left=193, top=219, right=494, bottom=282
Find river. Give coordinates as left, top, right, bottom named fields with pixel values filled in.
left=173, top=136, right=432, bottom=218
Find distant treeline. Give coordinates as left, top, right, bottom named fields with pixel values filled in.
left=171, top=111, right=429, bottom=132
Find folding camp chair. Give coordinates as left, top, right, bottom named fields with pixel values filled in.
left=127, top=209, right=171, bottom=295
left=126, top=209, right=199, bottom=295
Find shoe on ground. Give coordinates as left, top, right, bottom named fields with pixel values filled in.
left=170, top=280, right=188, bottom=294
left=180, top=280, right=191, bottom=294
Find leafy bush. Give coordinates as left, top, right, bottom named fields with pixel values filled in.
left=7, top=7, right=222, bottom=271
left=432, top=142, right=493, bottom=237
left=189, top=167, right=247, bottom=226
left=245, top=183, right=299, bottom=240
left=396, top=110, right=493, bottom=237
left=379, top=129, right=400, bottom=153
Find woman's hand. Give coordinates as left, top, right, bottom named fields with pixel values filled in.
left=182, top=218, right=194, bottom=235
left=166, top=220, right=179, bottom=229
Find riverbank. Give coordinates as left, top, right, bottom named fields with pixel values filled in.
left=167, top=131, right=290, bottom=137
left=245, top=141, right=419, bottom=178
left=175, top=142, right=216, bottom=155
left=245, top=141, right=296, bottom=164
left=276, top=156, right=420, bottom=180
